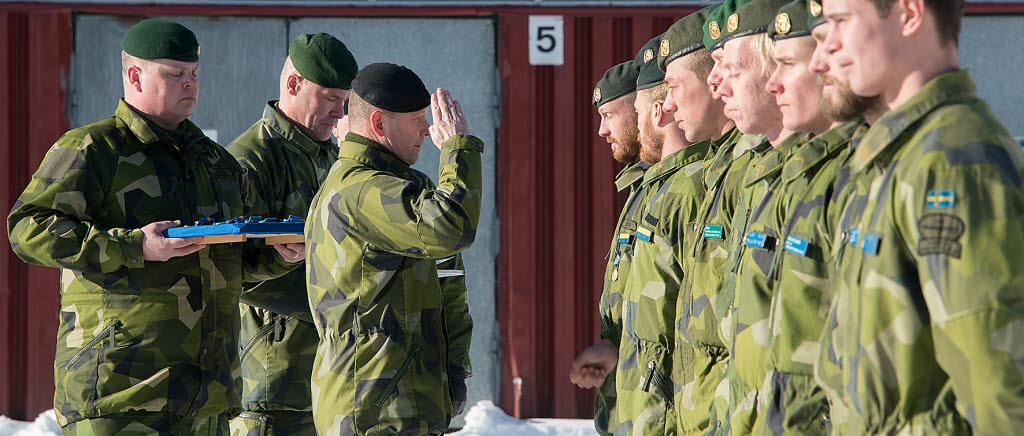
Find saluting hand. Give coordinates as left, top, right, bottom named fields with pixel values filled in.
left=428, top=87, right=469, bottom=148
left=142, top=220, right=206, bottom=262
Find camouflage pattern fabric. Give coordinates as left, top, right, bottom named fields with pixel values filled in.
left=305, top=132, right=483, bottom=435
left=437, top=252, right=474, bottom=416
left=673, top=128, right=770, bottom=436
left=65, top=412, right=232, bottom=435
left=230, top=410, right=316, bottom=436
left=227, top=102, right=338, bottom=434
left=615, top=141, right=709, bottom=436
left=596, top=160, right=650, bottom=436
left=818, top=70, right=1024, bottom=435
left=6, top=100, right=295, bottom=431
left=758, top=120, right=864, bottom=436
left=720, top=132, right=811, bottom=436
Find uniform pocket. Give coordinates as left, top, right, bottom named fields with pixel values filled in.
left=373, top=344, right=421, bottom=408
left=231, top=411, right=271, bottom=436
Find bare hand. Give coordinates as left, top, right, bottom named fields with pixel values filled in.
left=569, top=339, right=619, bottom=389
left=274, top=243, right=305, bottom=263
left=142, top=220, right=205, bottom=262
left=428, top=87, right=470, bottom=148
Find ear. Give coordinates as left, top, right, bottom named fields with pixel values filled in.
left=652, top=101, right=667, bottom=126
left=286, top=73, right=302, bottom=96
left=127, top=65, right=143, bottom=92
left=899, top=0, right=926, bottom=37
left=370, top=110, right=386, bottom=137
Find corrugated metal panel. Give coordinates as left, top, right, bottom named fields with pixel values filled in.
left=497, top=11, right=688, bottom=419
left=1, top=8, right=70, bottom=420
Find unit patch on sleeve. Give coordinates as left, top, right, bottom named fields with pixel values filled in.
left=917, top=213, right=964, bottom=258
left=926, top=190, right=955, bottom=208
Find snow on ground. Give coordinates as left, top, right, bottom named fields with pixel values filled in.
left=0, top=410, right=60, bottom=436
left=0, top=401, right=596, bottom=436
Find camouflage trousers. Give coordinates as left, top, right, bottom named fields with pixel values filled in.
left=594, top=368, right=618, bottom=435
left=61, top=412, right=231, bottom=435
left=230, top=410, right=316, bottom=436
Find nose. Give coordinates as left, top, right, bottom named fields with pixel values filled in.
left=598, top=119, right=611, bottom=137
left=663, top=92, right=678, bottom=113
left=765, top=71, right=783, bottom=95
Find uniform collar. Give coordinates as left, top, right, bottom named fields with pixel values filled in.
left=850, top=69, right=976, bottom=174
left=782, top=119, right=864, bottom=182
left=643, top=140, right=711, bottom=186
left=263, top=101, right=335, bottom=157
left=744, top=132, right=810, bottom=187
left=338, top=132, right=417, bottom=180
left=116, top=99, right=215, bottom=154
left=614, top=161, right=651, bottom=192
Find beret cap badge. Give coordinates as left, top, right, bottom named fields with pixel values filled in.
left=643, top=49, right=654, bottom=63
left=593, top=87, right=602, bottom=103
left=810, top=0, right=822, bottom=16
left=709, top=21, right=722, bottom=40
left=775, top=13, right=792, bottom=35
left=727, top=14, right=740, bottom=33
left=659, top=39, right=671, bottom=57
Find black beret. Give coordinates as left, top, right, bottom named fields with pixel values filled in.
left=593, top=61, right=639, bottom=107
left=121, top=19, right=200, bottom=62
left=636, top=33, right=666, bottom=91
left=351, top=62, right=431, bottom=113
left=660, top=5, right=719, bottom=72
left=289, top=33, right=358, bottom=90
left=769, top=0, right=813, bottom=40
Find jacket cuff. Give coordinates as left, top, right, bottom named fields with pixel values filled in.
left=442, top=135, right=484, bottom=153
left=120, top=228, right=146, bottom=269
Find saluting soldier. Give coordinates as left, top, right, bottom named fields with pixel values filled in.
left=817, top=0, right=1024, bottom=433
left=6, top=19, right=303, bottom=435
left=226, top=33, right=357, bottom=436
left=305, top=63, right=483, bottom=435
left=569, top=60, right=646, bottom=436
left=758, top=2, right=887, bottom=433
left=615, top=33, right=710, bottom=436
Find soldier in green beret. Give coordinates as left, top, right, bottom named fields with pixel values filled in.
left=814, top=0, right=1024, bottom=434
left=6, top=18, right=304, bottom=435
left=305, top=63, right=483, bottom=435
left=225, top=32, right=357, bottom=436
left=569, top=60, right=645, bottom=436
left=612, top=33, right=710, bottom=436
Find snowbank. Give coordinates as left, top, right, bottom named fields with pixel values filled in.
left=0, top=401, right=596, bottom=436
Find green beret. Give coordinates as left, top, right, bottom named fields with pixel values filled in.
left=769, top=0, right=812, bottom=40
left=351, top=62, right=430, bottom=113
left=808, top=0, right=825, bottom=30
left=593, top=61, right=639, bottom=107
left=720, top=0, right=791, bottom=44
left=289, top=33, right=358, bottom=90
left=121, top=19, right=199, bottom=62
left=660, top=5, right=719, bottom=71
left=704, top=0, right=738, bottom=52
left=636, top=33, right=666, bottom=91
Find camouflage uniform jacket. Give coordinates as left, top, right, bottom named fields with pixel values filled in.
left=596, top=160, right=650, bottom=436
left=305, top=132, right=483, bottom=436
left=227, top=101, right=338, bottom=420
left=673, top=128, right=770, bottom=435
left=755, top=120, right=864, bottom=435
left=818, top=70, right=1024, bottom=435
left=6, top=100, right=295, bottom=427
left=615, top=141, right=709, bottom=436
left=721, top=132, right=811, bottom=436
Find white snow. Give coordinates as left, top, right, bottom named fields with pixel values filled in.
left=451, top=401, right=598, bottom=436
left=0, top=401, right=597, bottom=436
left=0, top=410, right=60, bottom=436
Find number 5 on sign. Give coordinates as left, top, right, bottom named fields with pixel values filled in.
left=529, top=16, right=564, bottom=66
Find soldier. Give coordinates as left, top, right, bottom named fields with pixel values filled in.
left=569, top=60, right=645, bottom=436
left=305, top=63, right=483, bottom=435
left=226, top=33, right=357, bottom=436
left=614, top=34, right=710, bottom=436
left=817, top=0, right=1024, bottom=433
left=757, top=2, right=889, bottom=434
left=6, top=19, right=303, bottom=435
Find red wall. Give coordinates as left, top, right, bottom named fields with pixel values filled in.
left=1, top=1, right=1023, bottom=422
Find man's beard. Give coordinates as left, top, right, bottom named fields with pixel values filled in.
left=610, top=122, right=641, bottom=164
left=821, top=73, right=882, bottom=122
left=638, top=115, right=665, bottom=165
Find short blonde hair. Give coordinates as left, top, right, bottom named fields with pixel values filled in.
left=749, top=33, right=776, bottom=77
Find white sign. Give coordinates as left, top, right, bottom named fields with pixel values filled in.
left=529, top=16, right=564, bottom=66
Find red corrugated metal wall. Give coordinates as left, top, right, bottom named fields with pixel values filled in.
left=2, top=1, right=1024, bottom=422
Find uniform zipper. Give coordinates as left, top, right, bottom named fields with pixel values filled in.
left=641, top=360, right=676, bottom=408
left=374, top=344, right=421, bottom=408
left=239, top=317, right=281, bottom=360
left=64, top=319, right=122, bottom=369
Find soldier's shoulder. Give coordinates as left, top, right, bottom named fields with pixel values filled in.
left=906, top=99, right=1022, bottom=179
left=56, top=116, right=127, bottom=152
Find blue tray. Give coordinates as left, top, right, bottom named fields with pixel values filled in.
left=164, top=216, right=304, bottom=238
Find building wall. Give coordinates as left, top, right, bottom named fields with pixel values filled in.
left=3, top=2, right=1024, bottom=422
